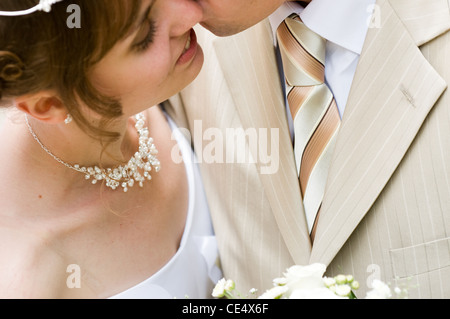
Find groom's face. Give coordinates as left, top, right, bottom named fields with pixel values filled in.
left=197, top=0, right=287, bottom=36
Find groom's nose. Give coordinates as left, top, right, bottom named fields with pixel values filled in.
left=165, top=0, right=203, bottom=37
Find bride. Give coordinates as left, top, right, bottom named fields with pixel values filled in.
left=0, top=0, right=221, bottom=298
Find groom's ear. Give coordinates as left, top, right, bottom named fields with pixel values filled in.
left=14, top=90, right=67, bottom=124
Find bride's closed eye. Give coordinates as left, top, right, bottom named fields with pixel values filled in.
left=134, top=19, right=157, bottom=52
left=132, top=2, right=157, bottom=52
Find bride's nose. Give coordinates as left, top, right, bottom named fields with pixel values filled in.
left=166, top=0, right=203, bottom=37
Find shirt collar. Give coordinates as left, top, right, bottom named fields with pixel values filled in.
left=269, top=2, right=304, bottom=46
left=269, top=0, right=376, bottom=55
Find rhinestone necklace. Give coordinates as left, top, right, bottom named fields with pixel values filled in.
left=25, top=113, right=161, bottom=192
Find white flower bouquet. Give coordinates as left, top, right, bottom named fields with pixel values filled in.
left=212, top=263, right=408, bottom=299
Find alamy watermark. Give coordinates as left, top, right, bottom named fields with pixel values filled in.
left=171, top=121, right=280, bottom=175
left=63, top=3, right=381, bottom=30
left=64, top=262, right=389, bottom=291
left=66, top=4, right=81, bottom=29
left=66, top=264, right=81, bottom=289
left=367, top=4, right=382, bottom=29
left=366, top=263, right=382, bottom=289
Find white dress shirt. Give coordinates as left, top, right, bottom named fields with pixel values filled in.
left=269, top=0, right=375, bottom=138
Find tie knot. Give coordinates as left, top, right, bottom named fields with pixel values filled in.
left=277, top=15, right=326, bottom=86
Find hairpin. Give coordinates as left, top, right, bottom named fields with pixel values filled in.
left=0, top=0, right=64, bottom=16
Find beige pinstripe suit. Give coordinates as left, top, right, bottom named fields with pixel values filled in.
left=166, top=0, right=450, bottom=298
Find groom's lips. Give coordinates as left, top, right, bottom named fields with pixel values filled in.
left=177, top=29, right=198, bottom=65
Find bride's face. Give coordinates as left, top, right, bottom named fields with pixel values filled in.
left=90, top=0, right=203, bottom=117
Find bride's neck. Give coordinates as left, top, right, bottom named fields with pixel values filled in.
left=25, top=114, right=137, bottom=170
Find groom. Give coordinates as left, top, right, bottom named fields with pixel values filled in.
left=166, top=0, right=450, bottom=298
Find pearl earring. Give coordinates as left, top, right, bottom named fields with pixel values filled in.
left=64, top=114, right=73, bottom=125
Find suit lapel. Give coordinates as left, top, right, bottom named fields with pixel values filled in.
left=389, top=0, right=450, bottom=46
left=310, top=0, right=449, bottom=265
left=214, top=21, right=312, bottom=264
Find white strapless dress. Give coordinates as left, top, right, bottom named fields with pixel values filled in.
left=110, top=115, right=222, bottom=299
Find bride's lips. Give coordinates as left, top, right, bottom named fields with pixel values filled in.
left=176, top=29, right=198, bottom=65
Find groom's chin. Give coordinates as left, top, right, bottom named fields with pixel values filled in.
left=199, top=22, right=247, bottom=37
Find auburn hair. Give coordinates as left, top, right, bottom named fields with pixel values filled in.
left=0, top=0, right=143, bottom=141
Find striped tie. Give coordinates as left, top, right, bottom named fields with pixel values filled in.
left=277, top=15, right=341, bottom=240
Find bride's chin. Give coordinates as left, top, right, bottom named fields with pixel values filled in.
left=178, top=46, right=204, bottom=90
left=190, top=46, right=204, bottom=78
